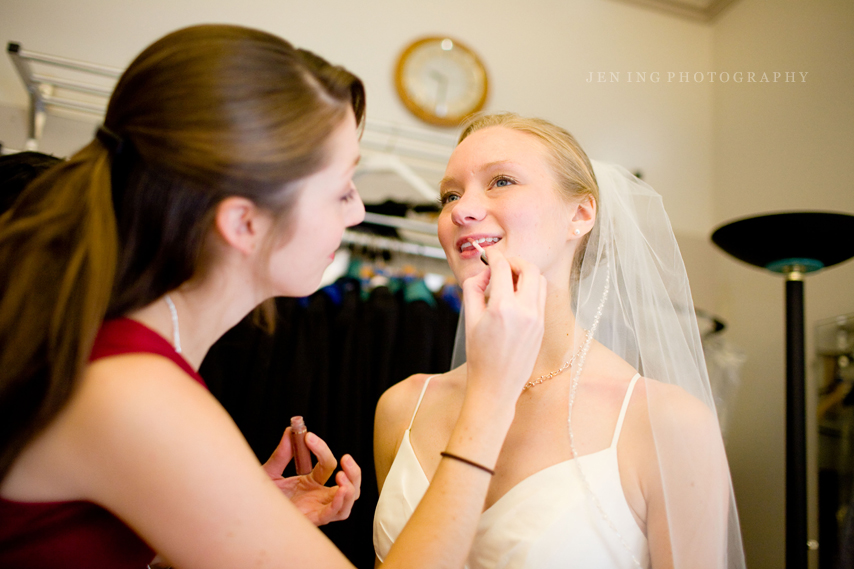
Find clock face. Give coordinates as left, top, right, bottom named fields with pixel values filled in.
left=395, top=37, right=488, bottom=127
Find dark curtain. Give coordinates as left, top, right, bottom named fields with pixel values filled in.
left=200, top=276, right=459, bottom=568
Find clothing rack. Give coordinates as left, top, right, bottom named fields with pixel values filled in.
left=356, top=153, right=441, bottom=202
left=5, top=41, right=459, bottom=161
left=6, top=42, right=448, bottom=255
left=6, top=42, right=121, bottom=151
left=360, top=118, right=456, bottom=170
left=362, top=212, right=437, bottom=235
left=347, top=212, right=443, bottom=260
left=342, top=230, right=445, bottom=260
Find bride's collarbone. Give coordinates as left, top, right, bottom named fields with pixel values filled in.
left=409, top=370, right=630, bottom=474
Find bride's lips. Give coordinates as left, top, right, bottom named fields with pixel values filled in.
left=457, top=235, right=502, bottom=259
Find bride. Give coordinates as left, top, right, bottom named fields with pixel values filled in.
left=373, top=112, right=746, bottom=569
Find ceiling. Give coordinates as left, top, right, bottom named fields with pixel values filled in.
left=615, top=0, right=741, bottom=21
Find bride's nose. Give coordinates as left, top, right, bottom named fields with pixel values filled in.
left=450, top=190, right=488, bottom=226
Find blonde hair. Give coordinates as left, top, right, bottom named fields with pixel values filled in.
left=458, top=112, right=598, bottom=277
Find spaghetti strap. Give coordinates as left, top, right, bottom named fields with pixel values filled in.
left=610, top=373, right=641, bottom=448
left=407, top=375, right=436, bottom=431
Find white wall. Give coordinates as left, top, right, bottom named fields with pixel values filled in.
left=713, top=1, right=854, bottom=567
left=0, top=0, right=715, bottom=236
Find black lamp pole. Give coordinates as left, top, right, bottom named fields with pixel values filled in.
left=785, top=268, right=807, bottom=569
left=712, top=211, right=854, bottom=569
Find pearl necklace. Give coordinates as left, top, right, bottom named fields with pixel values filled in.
left=164, top=294, right=182, bottom=354
left=522, top=330, right=591, bottom=391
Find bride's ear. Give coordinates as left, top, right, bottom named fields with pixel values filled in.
left=568, top=195, right=596, bottom=239
left=213, top=197, right=269, bottom=256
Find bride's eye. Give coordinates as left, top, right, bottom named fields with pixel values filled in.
left=493, top=176, right=515, bottom=188
left=439, top=192, right=460, bottom=206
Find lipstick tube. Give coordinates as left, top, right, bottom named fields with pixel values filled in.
left=290, top=416, right=312, bottom=476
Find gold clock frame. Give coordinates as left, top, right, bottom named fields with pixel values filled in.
left=394, top=36, right=489, bottom=128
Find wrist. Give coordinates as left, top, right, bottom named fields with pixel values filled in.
left=462, top=372, right=521, bottom=424
left=439, top=451, right=495, bottom=476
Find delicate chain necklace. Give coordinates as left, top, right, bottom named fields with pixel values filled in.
left=164, top=294, right=182, bottom=354
left=522, top=330, right=591, bottom=391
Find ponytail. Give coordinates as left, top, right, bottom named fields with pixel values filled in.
left=0, top=23, right=366, bottom=483
left=0, top=140, right=118, bottom=481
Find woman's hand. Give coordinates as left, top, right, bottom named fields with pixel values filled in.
left=462, top=246, right=547, bottom=399
left=262, top=427, right=361, bottom=526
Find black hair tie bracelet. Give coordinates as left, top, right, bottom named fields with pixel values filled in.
left=440, top=451, right=495, bottom=475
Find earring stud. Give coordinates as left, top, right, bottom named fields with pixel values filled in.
left=574, top=229, right=581, bottom=236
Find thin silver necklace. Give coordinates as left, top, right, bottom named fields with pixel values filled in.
left=164, top=294, right=182, bottom=354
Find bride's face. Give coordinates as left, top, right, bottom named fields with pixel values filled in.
left=437, top=126, right=578, bottom=284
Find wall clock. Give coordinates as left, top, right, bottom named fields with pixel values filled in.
left=394, top=36, right=489, bottom=128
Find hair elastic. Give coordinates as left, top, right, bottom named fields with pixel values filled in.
left=95, top=124, right=125, bottom=155
left=440, top=451, right=495, bottom=475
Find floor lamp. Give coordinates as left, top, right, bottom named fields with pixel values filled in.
left=711, top=211, right=854, bottom=569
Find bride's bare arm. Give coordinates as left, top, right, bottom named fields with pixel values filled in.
left=374, top=375, right=427, bottom=493
left=628, top=381, right=731, bottom=569
left=379, top=248, right=547, bottom=568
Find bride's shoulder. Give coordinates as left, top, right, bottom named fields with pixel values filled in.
left=590, top=342, right=716, bottom=428
left=631, top=376, right=720, bottom=435
left=375, top=369, right=463, bottom=431
left=374, top=369, right=463, bottom=484
left=638, top=376, right=711, bottom=407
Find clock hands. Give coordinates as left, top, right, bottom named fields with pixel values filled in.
left=428, top=69, right=449, bottom=117
left=395, top=37, right=487, bottom=126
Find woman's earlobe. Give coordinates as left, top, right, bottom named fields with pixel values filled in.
left=214, top=197, right=264, bottom=255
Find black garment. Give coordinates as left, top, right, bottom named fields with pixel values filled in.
left=200, top=277, right=459, bottom=568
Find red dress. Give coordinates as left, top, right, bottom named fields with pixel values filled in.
left=0, top=318, right=207, bottom=568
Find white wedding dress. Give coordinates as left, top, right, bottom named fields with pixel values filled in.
left=373, top=374, right=649, bottom=569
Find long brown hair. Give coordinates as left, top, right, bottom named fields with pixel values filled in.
left=0, top=24, right=365, bottom=481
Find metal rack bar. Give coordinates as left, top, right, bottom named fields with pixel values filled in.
left=342, top=230, right=446, bottom=260
left=362, top=212, right=438, bottom=235
left=7, top=43, right=122, bottom=78
left=38, top=94, right=109, bottom=114
left=30, top=74, right=114, bottom=97
left=7, top=43, right=44, bottom=148
left=364, top=118, right=458, bottom=147
left=361, top=117, right=456, bottom=166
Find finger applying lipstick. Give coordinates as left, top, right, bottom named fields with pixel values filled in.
left=470, top=238, right=489, bottom=266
